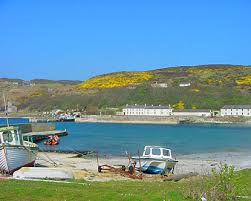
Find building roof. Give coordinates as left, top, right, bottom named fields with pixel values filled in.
left=222, top=105, right=251, bottom=109
left=124, top=104, right=171, bottom=109
left=173, top=109, right=211, bottom=112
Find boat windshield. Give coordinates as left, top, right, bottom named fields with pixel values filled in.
left=2, top=131, right=14, bottom=144
left=1, top=129, right=20, bottom=145
left=152, top=148, right=161, bottom=156
left=163, top=149, right=170, bottom=157
left=144, top=148, right=150, bottom=156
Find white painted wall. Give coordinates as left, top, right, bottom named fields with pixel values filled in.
left=172, top=111, right=211, bottom=117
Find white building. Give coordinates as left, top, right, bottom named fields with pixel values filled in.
left=220, top=105, right=251, bottom=117
left=122, top=104, right=172, bottom=116
left=122, top=104, right=214, bottom=117
left=7, top=102, right=17, bottom=113
left=179, top=83, right=191, bottom=87
left=151, top=82, right=168, bottom=88
left=172, top=109, right=212, bottom=117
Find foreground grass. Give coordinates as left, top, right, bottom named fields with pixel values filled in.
left=0, top=169, right=251, bottom=201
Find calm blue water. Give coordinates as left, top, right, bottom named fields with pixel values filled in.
left=41, top=122, right=251, bottom=156
left=1, top=118, right=251, bottom=156
left=0, top=117, right=29, bottom=125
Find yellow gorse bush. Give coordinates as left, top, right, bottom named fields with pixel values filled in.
left=30, top=90, right=43, bottom=97
left=188, top=66, right=244, bottom=74
left=188, top=68, right=213, bottom=74
left=236, top=75, right=251, bottom=85
left=192, top=88, right=200, bottom=92
left=173, top=100, right=185, bottom=109
left=77, top=72, right=153, bottom=89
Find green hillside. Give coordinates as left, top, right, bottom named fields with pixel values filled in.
left=1, top=64, right=251, bottom=113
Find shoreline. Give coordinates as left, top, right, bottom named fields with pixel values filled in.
left=35, top=150, right=251, bottom=181
left=75, top=116, right=251, bottom=125
left=1, top=115, right=251, bottom=125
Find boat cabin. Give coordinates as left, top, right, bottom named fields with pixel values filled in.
left=143, top=146, right=173, bottom=159
left=0, top=126, right=23, bottom=146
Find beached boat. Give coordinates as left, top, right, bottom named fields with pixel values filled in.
left=0, top=126, right=39, bottom=174
left=131, top=146, right=178, bottom=175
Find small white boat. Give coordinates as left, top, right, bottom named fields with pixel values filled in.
left=0, top=126, right=39, bottom=174
left=131, top=146, right=178, bottom=175
left=59, top=114, right=75, bottom=122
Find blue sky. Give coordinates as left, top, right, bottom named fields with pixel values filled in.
left=0, top=0, right=251, bottom=80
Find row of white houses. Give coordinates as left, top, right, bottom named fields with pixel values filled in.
left=220, top=105, right=251, bottom=117
left=122, top=105, right=212, bottom=117
left=122, top=104, right=251, bottom=117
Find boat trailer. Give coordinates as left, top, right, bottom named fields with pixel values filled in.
left=98, top=164, right=142, bottom=179
left=96, top=153, right=142, bottom=179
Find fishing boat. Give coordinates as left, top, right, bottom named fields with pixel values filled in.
left=130, top=146, right=178, bottom=175
left=0, top=126, right=39, bottom=174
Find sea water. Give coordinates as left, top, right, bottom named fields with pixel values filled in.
left=41, top=122, right=251, bottom=156
left=0, top=117, right=29, bottom=125
left=1, top=118, right=250, bottom=156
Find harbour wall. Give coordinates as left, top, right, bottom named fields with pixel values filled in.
left=76, top=115, right=179, bottom=124
left=0, top=123, right=55, bottom=133
left=76, top=115, right=251, bottom=124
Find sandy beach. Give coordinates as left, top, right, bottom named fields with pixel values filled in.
left=35, top=151, right=251, bottom=181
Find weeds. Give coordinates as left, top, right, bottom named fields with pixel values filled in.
left=185, top=164, right=246, bottom=201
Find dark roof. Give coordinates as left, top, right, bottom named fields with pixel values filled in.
left=173, top=109, right=211, bottom=112
left=222, top=105, right=251, bottom=109
left=124, top=105, right=171, bottom=109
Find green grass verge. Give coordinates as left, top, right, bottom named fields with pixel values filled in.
left=0, top=169, right=251, bottom=201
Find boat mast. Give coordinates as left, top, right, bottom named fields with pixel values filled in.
left=3, top=93, right=9, bottom=127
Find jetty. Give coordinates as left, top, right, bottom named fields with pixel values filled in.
left=23, top=129, right=68, bottom=142
left=0, top=123, right=69, bottom=142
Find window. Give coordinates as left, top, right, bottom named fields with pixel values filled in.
left=13, top=130, right=19, bottom=143
left=2, top=131, right=14, bottom=143
left=144, top=148, right=150, bottom=155
left=163, top=149, right=170, bottom=156
left=152, top=148, right=161, bottom=155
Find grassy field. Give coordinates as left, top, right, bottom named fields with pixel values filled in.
left=0, top=169, right=251, bottom=201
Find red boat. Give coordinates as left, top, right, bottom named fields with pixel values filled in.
left=44, top=135, right=59, bottom=145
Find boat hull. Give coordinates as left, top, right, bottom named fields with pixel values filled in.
left=59, top=118, right=75, bottom=122
left=0, top=144, right=38, bottom=174
left=134, top=158, right=178, bottom=174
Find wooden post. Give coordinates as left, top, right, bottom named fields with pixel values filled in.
left=138, top=147, right=142, bottom=176
left=96, top=150, right=99, bottom=166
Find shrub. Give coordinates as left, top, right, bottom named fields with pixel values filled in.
left=184, top=164, right=245, bottom=201
left=206, top=164, right=243, bottom=200
left=76, top=72, right=153, bottom=89
left=236, top=75, right=251, bottom=85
